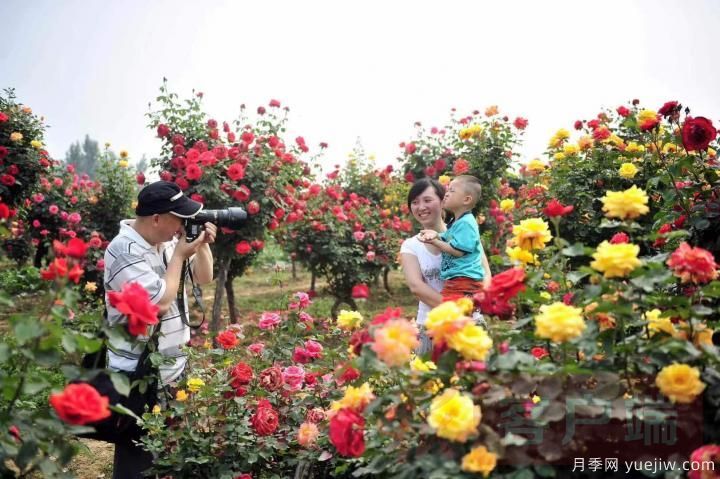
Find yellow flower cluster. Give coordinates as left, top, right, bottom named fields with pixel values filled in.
left=447, top=324, right=493, bottom=361
left=563, top=143, right=579, bottom=156
left=590, top=241, right=641, bottom=278
left=526, top=159, right=546, bottom=173
left=601, top=185, right=649, bottom=220
left=337, top=310, right=364, bottom=330
left=506, top=246, right=538, bottom=266
left=618, top=162, right=639, bottom=179
left=410, top=356, right=437, bottom=373
left=427, top=388, right=481, bottom=442
left=656, top=363, right=706, bottom=404
left=548, top=128, right=571, bottom=148
left=459, top=124, right=484, bottom=140
left=534, top=302, right=586, bottom=343
left=331, top=383, right=375, bottom=411
left=461, top=445, right=497, bottom=476
left=512, top=218, right=552, bottom=251
left=645, top=309, right=676, bottom=337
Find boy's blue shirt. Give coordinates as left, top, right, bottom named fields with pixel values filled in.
left=439, top=212, right=485, bottom=280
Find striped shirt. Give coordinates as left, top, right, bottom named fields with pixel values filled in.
left=104, top=220, right=193, bottom=385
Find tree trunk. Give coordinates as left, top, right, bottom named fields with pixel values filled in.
left=383, top=266, right=392, bottom=294
left=211, top=256, right=231, bottom=334
left=33, top=241, right=48, bottom=268
left=291, top=258, right=297, bottom=280
left=226, top=273, right=238, bottom=324
left=310, top=267, right=316, bottom=293
left=331, top=297, right=358, bottom=319
left=373, top=274, right=380, bottom=286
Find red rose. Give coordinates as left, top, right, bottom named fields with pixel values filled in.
left=304, top=339, right=323, bottom=358
left=171, top=134, right=185, bottom=146
left=0, top=203, right=9, bottom=220
left=336, top=364, right=361, bottom=386
left=185, top=164, right=203, bottom=181
left=489, top=267, right=526, bottom=299
left=453, top=158, right=470, bottom=175
left=235, top=241, right=252, bottom=255
left=610, top=232, right=630, bottom=244
left=207, top=119, right=218, bottom=129
left=107, top=282, right=160, bottom=336
left=157, top=124, right=170, bottom=138
left=329, top=408, right=365, bottom=457
left=236, top=474, right=252, bottom=479
left=136, top=172, right=145, bottom=185
left=667, top=242, right=718, bottom=284
left=306, top=407, right=326, bottom=423
left=269, top=99, right=281, bottom=108
left=49, top=383, right=111, bottom=425
left=258, top=366, right=283, bottom=391
left=65, top=238, right=88, bottom=259
left=592, top=126, right=611, bottom=141
left=658, top=101, right=679, bottom=117
left=348, top=329, right=371, bottom=356
left=1, top=174, right=16, bottom=186
left=250, top=240, right=264, bottom=251
left=293, top=347, right=313, bottom=364
left=0, top=112, right=8, bottom=122
left=233, top=185, right=251, bottom=202
left=513, top=117, right=528, bottom=129
left=543, top=199, right=574, bottom=218
left=351, top=284, right=369, bottom=299
left=247, top=201, right=260, bottom=215
left=531, top=347, right=549, bottom=360
left=573, top=120, right=583, bottom=130
left=0, top=146, right=8, bottom=160
left=217, top=330, right=239, bottom=349
left=405, top=143, right=417, bottom=155
left=227, top=163, right=246, bottom=182
left=251, top=400, right=279, bottom=436
left=616, top=106, right=630, bottom=117
left=682, top=116, right=717, bottom=152
left=230, top=362, right=254, bottom=388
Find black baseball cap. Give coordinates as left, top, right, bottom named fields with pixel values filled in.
left=135, top=181, right=203, bottom=218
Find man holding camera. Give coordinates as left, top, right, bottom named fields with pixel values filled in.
left=103, top=180, right=216, bottom=478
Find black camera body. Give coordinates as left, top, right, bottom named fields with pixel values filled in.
left=185, top=207, right=247, bottom=241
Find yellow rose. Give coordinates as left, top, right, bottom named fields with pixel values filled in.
left=461, top=445, right=497, bottom=476
left=447, top=324, right=493, bottom=361
left=9, top=132, right=23, bottom=142
left=694, top=326, right=714, bottom=347
left=553, top=152, right=566, bottom=161
left=578, top=135, right=594, bottom=150
left=337, top=310, right=364, bottom=330
left=372, top=319, right=419, bottom=367
left=425, top=301, right=467, bottom=342
left=534, top=302, right=585, bottom=343
left=84, top=282, right=98, bottom=293
left=456, top=297, right=474, bottom=315
left=30, top=140, right=43, bottom=149
left=175, top=390, right=188, bottom=402
left=656, top=363, right=705, bottom=404
left=152, top=405, right=162, bottom=415
left=563, top=143, right=579, bottom=155
left=601, top=185, right=649, bottom=220
left=609, top=134, right=625, bottom=148
left=618, top=162, right=638, bottom=179
left=459, top=124, right=484, bottom=140
left=554, top=128, right=570, bottom=140
left=539, top=292, right=552, bottom=301
left=485, top=105, right=499, bottom=117
left=427, top=389, right=481, bottom=442
left=626, top=141, right=645, bottom=153
left=644, top=309, right=675, bottom=336
left=332, top=383, right=375, bottom=411
left=638, top=109, right=659, bottom=122
left=499, top=199, right=515, bottom=213
left=506, top=246, right=537, bottom=266
left=708, top=147, right=717, bottom=158
left=118, top=160, right=129, bottom=168
left=186, top=377, right=205, bottom=393
left=512, top=218, right=552, bottom=251
left=590, top=241, right=641, bottom=278
left=438, top=175, right=451, bottom=186
left=662, top=143, right=678, bottom=154
left=526, top=159, right=546, bottom=173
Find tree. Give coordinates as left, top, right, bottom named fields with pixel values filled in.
left=65, top=134, right=101, bottom=178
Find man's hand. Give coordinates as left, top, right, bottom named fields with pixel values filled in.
left=174, top=232, right=207, bottom=260
left=202, top=222, right=217, bottom=244
left=418, top=229, right=439, bottom=243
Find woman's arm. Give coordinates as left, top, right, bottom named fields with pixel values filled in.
left=481, top=248, right=492, bottom=290
left=400, top=253, right=444, bottom=308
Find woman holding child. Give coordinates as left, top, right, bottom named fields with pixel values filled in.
left=400, top=176, right=491, bottom=354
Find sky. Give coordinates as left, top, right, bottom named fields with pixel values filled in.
left=2, top=0, right=719, bottom=175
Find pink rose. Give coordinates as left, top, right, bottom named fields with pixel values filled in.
left=282, top=365, right=305, bottom=391
left=248, top=342, right=265, bottom=355
left=259, top=312, right=282, bottom=330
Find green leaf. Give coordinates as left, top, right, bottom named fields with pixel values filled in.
left=110, top=372, right=131, bottom=397
left=0, top=342, right=9, bottom=363
left=13, top=317, right=43, bottom=344
left=692, top=305, right=714, bottom=316
left=61, top=333, right=77, bottom=353
left=22, top=377, right=50, bottom=395
left=561, top=243, right=590, bottom=257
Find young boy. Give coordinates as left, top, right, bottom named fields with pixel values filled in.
left=419, top=175, right=488, bottom=301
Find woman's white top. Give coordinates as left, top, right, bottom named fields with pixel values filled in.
left=400, top=235, right=444, bottom=326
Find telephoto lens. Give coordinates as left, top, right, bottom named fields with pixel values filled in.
left=185, top=207, right=247, bottom=241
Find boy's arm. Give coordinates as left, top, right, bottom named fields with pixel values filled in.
left=430, top=238, right=466, bottom=257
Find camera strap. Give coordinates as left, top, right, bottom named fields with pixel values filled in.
left=178, top=258, right=206, bottom=330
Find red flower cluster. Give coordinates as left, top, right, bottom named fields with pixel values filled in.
left=40, top=257, right=83, bottom=284
left=474, top=267, right=526, bottom=318
left=49, top=383, right=110, bottom=425
left=351, top=284, right=369, bottom=299
left=329, top=408, right=365, bottom=457
left=667, top=242, right=718, bottom=284
left=107, top=282, right=160, bottom=336
left=251, top=399, right=279, bottom=436
left=230, top=362, right=254, bottom=390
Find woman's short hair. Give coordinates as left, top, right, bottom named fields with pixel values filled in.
left=407, top=177, right=445, bottom=209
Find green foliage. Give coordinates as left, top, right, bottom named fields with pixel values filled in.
left=0, top=265, right=44, bottom=295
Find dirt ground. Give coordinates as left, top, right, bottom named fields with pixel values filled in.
left=67, top=440, right=114, bottom=478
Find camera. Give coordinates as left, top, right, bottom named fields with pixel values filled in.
left=184, top=207, right=247, bottom=241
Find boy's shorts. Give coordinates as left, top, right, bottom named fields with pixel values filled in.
left=441, top=277, right=485, bottom=302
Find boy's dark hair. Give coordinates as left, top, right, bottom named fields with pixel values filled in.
left=454, top=175, right=482, bottom=208
left=407, top=177, right=445, bottom=209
